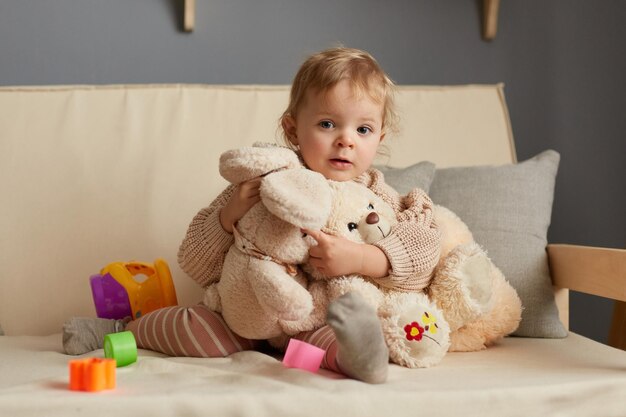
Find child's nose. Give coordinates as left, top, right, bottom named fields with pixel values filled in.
left=336, top=130, right=355, bottom=148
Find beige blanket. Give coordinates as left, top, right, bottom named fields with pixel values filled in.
left=1, top=333, right=625, bottom=417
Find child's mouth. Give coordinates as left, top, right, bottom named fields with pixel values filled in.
left=330, top=158, right=352, bottom=168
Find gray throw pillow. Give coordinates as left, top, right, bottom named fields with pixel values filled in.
left=429, top=150, right=566, bottom=338
left=375, top=161, right=436, bottom=194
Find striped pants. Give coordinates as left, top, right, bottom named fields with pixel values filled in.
left=126, top=304, right=342, bottom=374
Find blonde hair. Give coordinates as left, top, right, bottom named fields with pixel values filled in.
left=280, top=47, right=399, bottom=147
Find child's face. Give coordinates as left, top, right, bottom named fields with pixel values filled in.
left=284, top=79, right=385, bottom=182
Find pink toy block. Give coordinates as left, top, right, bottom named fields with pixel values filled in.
left=282, top=339, right=325, bottom=373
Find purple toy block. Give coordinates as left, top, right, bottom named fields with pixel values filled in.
left=90, top=273, right=132, bottom=320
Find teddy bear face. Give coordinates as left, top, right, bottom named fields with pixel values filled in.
left=325, top=182, right=397, bottom=245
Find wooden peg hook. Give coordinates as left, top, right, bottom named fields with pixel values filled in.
left=184, top=0, right=195, bottom=32
left=483, top=0, right=500, bottom=41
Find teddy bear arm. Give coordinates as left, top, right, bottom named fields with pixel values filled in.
left=279, top=281, right=329, bottom=335
left=248, top=258, right=313, bottom=322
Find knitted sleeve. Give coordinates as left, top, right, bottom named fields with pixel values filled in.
left=177, top=185, right=236, bottom=289
left=356, top=169, right=442, bottom=292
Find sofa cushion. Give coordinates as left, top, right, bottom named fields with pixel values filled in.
left=375, top=161, right=436, bottom=194
left=428, top=150, right=566, bottom=338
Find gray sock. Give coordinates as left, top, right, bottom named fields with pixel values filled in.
left=62, top=317, right=128, bottom=355
left=326, top=292, right=389, bottom=384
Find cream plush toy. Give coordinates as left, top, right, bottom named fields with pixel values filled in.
left=204, top=145, right=332, bottom=339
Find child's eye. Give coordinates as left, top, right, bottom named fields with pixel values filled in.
left=319, top=120, right=334, bottom=129
left=357, top=126, right=372, bottom=135
left=347, top=222, right=358, bottom=232
left=368, top=203, right=374, bottom=210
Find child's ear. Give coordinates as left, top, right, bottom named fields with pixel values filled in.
left=282, top=115, right=298, bottom=146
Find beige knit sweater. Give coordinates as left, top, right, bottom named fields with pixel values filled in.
left=178, top=168, right=441, bottom=293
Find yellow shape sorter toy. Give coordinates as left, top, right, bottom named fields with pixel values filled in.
left=91, top=259, right=178, bottom=320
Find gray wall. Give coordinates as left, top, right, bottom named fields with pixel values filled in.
left=1, top=0, right=624, bottom=344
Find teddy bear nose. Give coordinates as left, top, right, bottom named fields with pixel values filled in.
left=366, top=212, right=379, bottom=225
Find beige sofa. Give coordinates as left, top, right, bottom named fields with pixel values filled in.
left=0, top=84, right=624, bottom=416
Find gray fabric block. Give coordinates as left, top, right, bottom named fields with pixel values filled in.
left=376, top=161, right=436, bottom=194
left=429, top=150, right=566, bottom=338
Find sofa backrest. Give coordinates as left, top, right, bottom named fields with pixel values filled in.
left=0, top=84, right=516, bottom=335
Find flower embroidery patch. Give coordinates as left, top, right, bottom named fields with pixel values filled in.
left=422, top=311, right=439, bottom=335
left=404, top=311, right=440, bottom=343
left=404, top=322, right=424, bottom=341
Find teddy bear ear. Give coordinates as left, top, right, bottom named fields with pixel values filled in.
left=261, top=169, right=332, bottom=230
left=219, top=146, right=301, bottom=184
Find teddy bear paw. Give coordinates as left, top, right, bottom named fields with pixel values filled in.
left=430, top=242, right=495, bottom=331
left=458, top=244, right=494, bottom=309
left=380, top=294, right=451, bottom=368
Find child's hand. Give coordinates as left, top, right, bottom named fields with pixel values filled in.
left=219, top=177, right=262, bottom=233
left=303, top=229, right=365, bottom=277
left=303, top=229, right=391, bottom=278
